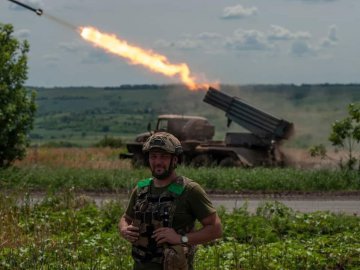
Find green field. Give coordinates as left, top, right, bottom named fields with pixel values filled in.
left=28, top=84, right=360, bottom=148
left=2, top=83, right=359, bottom=269
left=1, top=165, right=359, bottom=192
left=2, top=131, right=359, bottom=269
left=1, top=191, right=359, bottom=269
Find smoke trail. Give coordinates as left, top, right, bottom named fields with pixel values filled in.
left=43, top=13, right=77, bottom=31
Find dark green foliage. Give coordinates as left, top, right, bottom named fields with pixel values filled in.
left=94, top=136, right=124, bottom=148
left=0, top=190, right=133, bottom=269
left=40, top=141, right=81, bottom=148
left=329, top=103, right=360, bottom=170
left=30, top=84, right=360, bottom=147
left=308, top=144, right=327, bottom=159
left=1, top=166, right=359, bottom=192
left=1, top=192, right=359, bottom=269
left=0, top=24, right=36, bottom=167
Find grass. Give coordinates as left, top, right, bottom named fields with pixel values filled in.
left=1, top=147, right=359, bottom=269
left=1, top=191, right=359, bottom=269
left=1, top=147, right=359, bottom=192
left=0, top=191, right=132, bottom=269
left=15, top=147, right=130, bottom=170
left=2, top=165, right=359, bottom=192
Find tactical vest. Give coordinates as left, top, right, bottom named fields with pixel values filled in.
left=131, top=177, right=189, bottom=264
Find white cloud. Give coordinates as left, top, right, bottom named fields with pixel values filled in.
left=175, top=39, right=200, bottom=50
left=267, top=25, right=311, bottom=41
left=221, top=4, right=258, bottom=19
left=155, top=24, right=334, bottom=57
left=154, top=38, right=199, bottom=50
left=327, top=25, right=338, bottom=42
left=295, top=0, right=337, bottom=2
left=226, top=29, right=271, bottom=51
left=197, top=32, right=223, bottom=40
left=320, top=25, right=338, bottom=48
left=290, top=25, right=338, bottom=56
left=154, top=39, right=172, bottom=48
left=291, top=40, right=316, bottom=56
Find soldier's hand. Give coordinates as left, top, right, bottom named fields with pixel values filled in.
left=121, top=224, right=139, bottom=243
left=152, top=227, right=181, bottom=245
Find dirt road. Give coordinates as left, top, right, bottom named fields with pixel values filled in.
left=210, top=195, right=360, bottom=215
left=12, top=191, right=359, bottom=215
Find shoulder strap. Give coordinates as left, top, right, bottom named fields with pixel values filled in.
left=137, top=178, right=152, bottom=188
left=136, top=178, right=152, bottom=197
left=168, top=176, right=192, bottom=227
left=167, top=176, right=190, bottom=196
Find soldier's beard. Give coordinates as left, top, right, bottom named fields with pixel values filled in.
left=152, top=167, right=173, bottom=180
left=151, top=159, right=175, bottom=180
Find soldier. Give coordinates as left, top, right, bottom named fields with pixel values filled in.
left=119, top=132, right=222, bottom=270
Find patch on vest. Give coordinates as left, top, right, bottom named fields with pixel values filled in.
left=137, top=178, right=152, bottom=188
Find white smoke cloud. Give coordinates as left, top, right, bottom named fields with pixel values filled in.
left=221, top=4, right=258, bottom=19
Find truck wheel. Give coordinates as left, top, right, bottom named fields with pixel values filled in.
left=190, top=154, right=211, bottom=167
left=219, top=157, right=238, bottom=167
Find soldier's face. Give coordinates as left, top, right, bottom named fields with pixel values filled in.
left=149, top=150, right=177, bottom=180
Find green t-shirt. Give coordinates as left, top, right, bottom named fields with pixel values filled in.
left=124, top=177, right=216, bottom=270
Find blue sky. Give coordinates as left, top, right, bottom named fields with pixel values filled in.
left=1, top=0, right=359, bottom=87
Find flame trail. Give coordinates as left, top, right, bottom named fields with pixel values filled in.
left=80, top=26, right=209, bottom=90
left=7, top=1, right=213, bottom=90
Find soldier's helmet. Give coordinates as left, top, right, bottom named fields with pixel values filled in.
left=142, top=132, right=183, bottom=156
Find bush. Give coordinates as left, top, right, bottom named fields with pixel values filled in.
left=40, top=141, right=81, bottom=148
left=94, top=136, right=124, bottom=148
left=329, top=103, right=360, bottom=170
left=0, top=23, right=36, bottom=167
